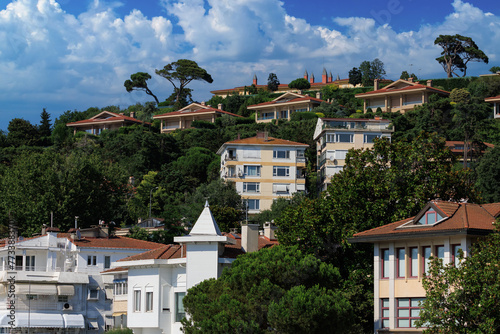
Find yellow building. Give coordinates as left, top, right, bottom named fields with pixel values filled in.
left=313, top=117, right=394, bottom=191
left=217, top=133, right=308, bottom=213
left=485, top=95, right=500, bottom=119
left=351, top=200, right=500, bottom=333
left=355, top=79, right=450, bottom=114
left=248, top=92, right=325, bottom=123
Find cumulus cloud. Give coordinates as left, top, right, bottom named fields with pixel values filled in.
left=0, top=0, right=499, bottom=128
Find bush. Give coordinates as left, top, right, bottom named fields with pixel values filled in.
left=290, top=112, right=318, bottom=121
left=105, top=328, right=133, bottom=334
left=191, top=120, right=216, bottom=129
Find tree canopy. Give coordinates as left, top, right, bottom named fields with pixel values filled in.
left=348, top=67, right=362, bottom=86
left=288, top=78, right=311, bottom=90
left=267, top=73, right=280, bottom=92
left=124, top=72, right=160, bottom=104
left=435, top=34, right=489, bottom=78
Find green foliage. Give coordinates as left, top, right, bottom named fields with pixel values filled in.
left=127, top=225, right=150, bottom=241
left=7, top=118, right=40, bottom=147
left=191, top=120, right=216, bottom=129
left=449, top=88, right=471, bottom=103
left=400, top=71, right=417, bottom=81
left=290, top=111, right=318, bottom=121
left=348, top=67, right=362, bottom=86
left=475, top=146, right=500, bottom=203
left=267, top=73, right=280, bottom=92
left=288, top=78, right=311, bottom=90
left=416, top=228, right=500, bottom=333
left=124, top=72, right=160, bottom=104
left=105, top=328, right=133, bottom=334
left=490, top=66, right=500, bottom=73
left=358, top=59, right=385, bottom=86
left=39, top=108, right=52, bottom=144
left=182, top=245, right=353, bottom=334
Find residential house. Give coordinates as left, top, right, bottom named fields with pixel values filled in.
left=248, top=92, right=326, bottom=123
left=485, top=95, right=500, bottom=119
left=153, top=102, right=242, bottom=133
left=355, top=79, right=450, bottom=113
left=0, top=224, right=163, bottom=333
left=217, top=133, right=308, bottom=213
left=107, top=203, right=278, bottom=334
left=314, top=117, right=394, bottom=191
left=350, top=200, right=500, bottom=333
left=445, top=141, right=494, bottom=167
left=66, top=111, right=150, bottom=135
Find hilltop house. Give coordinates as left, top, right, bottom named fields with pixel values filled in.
left=153, top=102, right=242, bottom=133
left=313, top=117, right=394, bottom=191
left=105, top=203, right=278, bottom=333
left=0, top=224, right=163, bottom=333
left=485, top=95, right=500, bottom=119
left=350, top=200, right=500, bottom=333
left=355, top=79, right=450, bottom=113
left=217, top=133, right=308, bottom=213
left=66, top=111, right=150, bottom=135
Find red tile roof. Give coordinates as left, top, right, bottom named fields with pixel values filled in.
left=223, top=135, right=308, bottom=147
left=154, top=107, right=242, bottom=118
left=118, top=244, right=183, bottom=261
left=355, top=83, right=450, bottom=97
left=221, top=234, right=279, bottom=258
left=445, top=141, right=494, bottom=154
left=101, top=266, right=128, bottom=274
left=485, top=95, right=500, bottom=101
left=247, top=96, right=325, bottom=108
left=66, top=111, right=151, bottom=126
left=351, top=200, right=500, bottom=242
left=56, top=234, right=165, bottom=250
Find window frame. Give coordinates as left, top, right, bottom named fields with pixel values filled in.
left=243, top=165, right=261, bottom=177
left=381, top=298, right=389, bottom=329
left=175, top=292, right=186, bottom=322
left=243, top=182, right=260, bottom=193
left=247, top=199, right=260, bottom=211
left=336, top=133, right=354, bottom=143
left=422, top=246, right=432, bottom=276
left=87, top=255, right=97, bottom=266
left=88, top=288, right=99, bottom=300
left=381, top=248, right=390, bottom=279
left=104, top=256, right=111, bottom=269
left=396, top=298, right=424, bottom=328
left=409, top=247, right=419, bottom=278
left=396, top=248, right=405, bottom=278
left=364, top=133, right=381, bottom=143
left=452, top=244, right=463, bottom=267
left=435, top=245, right=445, bottom=263
left=273, top=166, right=290, bottom=177
left=145, top=291, right=153, bottom=312
left=133, top=289, right=141, bottom=312
left=273, top=149, right=291, bottom=159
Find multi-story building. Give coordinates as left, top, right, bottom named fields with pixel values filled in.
left=217, top=133, right=308, bottom=213
left=485, top=95, right=500, bottom=119
left=66, top=111, right=150, bottom=135
left=355, top=79, right=450, bottom=113
left=248, top=92, right=325, bottom=123
left=350, top=200, right=500, bottom=333
left=0, top=224, right=163, bottom=333
left=313, top=117, right=394, bottom=191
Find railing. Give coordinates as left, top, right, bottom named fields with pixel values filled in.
left=4, top=266, right=64, bottom=272
left=257, top=113, right=275, bottom=120
left=296, top=157, right=306, bottom=163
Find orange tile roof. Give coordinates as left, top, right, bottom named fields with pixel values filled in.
left=154, top=107, right=242, bottom=118
left=66, top=111, right=151, bottom=126
left=118, top=244, right=183, bottom=261
left=485, top=95, right=500, bottom=101
left=221, top=234, right=279, bottom=258
left=223, top=135, right=308, bottom=147
left=351, top=200, right=500, bottom=242
left=101, top=266, right=128, bottom=274
left=445, top=141, right=494, bottom=154
left=56, top=234, right=165, bottom=250
left=247, top=96, right=325, bottom=108
left=355, top=83, right=450, bottom=97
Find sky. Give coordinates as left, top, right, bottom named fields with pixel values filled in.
left=0, top=0, right=499, bottom=130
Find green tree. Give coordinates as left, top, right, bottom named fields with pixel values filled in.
left=489, top=66, right=500, bottom=73
left=435, top=34, right=489, bottom=77
left=348, top=67, right=362, bottom=86
left=124, top=72, right=160, bottom=104
left=371, top=58, right=386, bottom=79
left=155, top=59, right=213, bottom=107
left=182, top=245, right=353, bottom=334
left=127, top=225, right=150, bottom=241
left=449, top=88, right=471, bottom=103
left=400, top=71, right=418, bottom=81
left=267, top=73, right=280, bottom=92
left=288, top=78, right=311, bottom=91
left=359, top=61, right=373, bottom=87
left=475, top=146, right=500, bottom=203
left=39, top=108, right=52, bottom=138
left=416, top=227, right=500, bottom=333
left=7, top=118, right=40, bottom=147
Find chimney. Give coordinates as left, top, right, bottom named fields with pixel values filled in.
left=316, top=92, right=322, bottom=100
left=264, top=131, right=268, bottom=141
left=427, top=80, right=433, bottom=87
left=130, top=111, right=136, bottom=119
left=201, top=101, right=206, bottom=106
left=264, top=222, right=277, bottom=240
left=408, top=77, right=414, bottom=83
left=374, top=79, right=380, bottom=91
left=237, top=133, right=241, bottom=140
left=41, top=224, right=47, bottom=235
left=253, top=74, right=257, bottom=86
left=322, top=68, right=327, bottom=84
left=218, top=103, right=223, bottom=110
left=304, top=70, right=308, bottom=81
left=310, top=72, right=315, bottom=84
left=241, top=223, right=259, bottom=253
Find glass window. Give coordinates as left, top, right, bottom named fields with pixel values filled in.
left=397, top=298, right=424, bottom=328
left=273, top=150, right=290, bottom=159
left=227, top=166, right=235, bottom=177
left=175, top=292, right=186, bottom=322
left=397, top=248, right=405, bottom=278
left=364, top=134, right=380, bottom=143
left=26, top=256, right=35, bottom=271
left=435, top=245, right=445, bottom=262
left=381, top=299, right=389, bottom=328
left=104, top=256, right=111, bottom=269
left=87, top=255, right=97, bottom=266
left=381, top=249, right=389, bottom=279
left=336, top=133, right=353, bottom=143
left=417, top=208, right=443, bottom=225
left=273, top=166, right=290, bottom=177
left=15, top=255, right=23, bottom=270
left=247, top=199, right=260, bottom=211
left=243, top=182, right=260, bottom=193
left=134, top=290, right=141, bottom=312
left=244, top=165, right=261, bottom=177
left=146, top=292, right=153, bottom=312
left=452, top=244, right=463, bottom=267
left=88, top=288, right=99, bottom=300
left=410, top=247, right=419, bottom=277
left=422, top=246, right=431, bottom=275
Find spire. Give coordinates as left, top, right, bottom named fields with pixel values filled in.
left=253, top=74, right=257, bottom=86
left=303, top=70, right=308, bottom=81
left=322, top=67, right=327, bottom=75
left=336, top=74, right=340, bottom=81
left=189, top=203, right=221, bottom=236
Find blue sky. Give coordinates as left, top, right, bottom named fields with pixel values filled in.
left=0, top=0, right=499, bottom=130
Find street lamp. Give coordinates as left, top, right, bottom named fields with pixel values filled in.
left=149, top=187, right=158, bottom=219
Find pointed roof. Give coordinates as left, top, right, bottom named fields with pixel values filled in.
left=66, top=111, right=151, bottom=127
left=189, top=201, right=221, bottom=236
left=322, top=68, right=327, bottom=75
left=355, top=79, right=450, bottom=97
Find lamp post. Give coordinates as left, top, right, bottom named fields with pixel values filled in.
left=149, top=187, right=158, bottom=219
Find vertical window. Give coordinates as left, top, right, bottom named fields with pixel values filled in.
left=397, top=248, right=405, bottom=278
left=88, top=288, right=99, bottom=300
left=381, top=249, right=389, bottom=279
left=134, top=290, right=141, bottom=312
left=26, top=256, right=35, bottom=271
left=15, top=255, right=23, bottom=270
left=435, top=245, right=445, bottom=263
left=87, top=255, right=97, bottom=266
left=452, top=244, right=463, bottom=267
left=422, top=246, right=431, bottom=275
left=175, top=292, right=186, bottom=322
left=227, top=166, right=235, bottom=177
left=146, top=292, right=153, bottom=312
left=410, top=247, right=419, bottom=277
left=397, top=298, right=424, bottom=328
left=104, top=256, right=111, bottom=269
left=381, top=299, right=389, bottom=328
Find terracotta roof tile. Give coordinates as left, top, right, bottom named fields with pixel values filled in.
left=56, top=234, right=165, bottom=250
left=101, top=266, right=128, bottom=274
left=223, top=135, right=308, bottom=147
left=247, top=96, right=325, bottom=108
left=485, top=95, right=500, bottom=101
left=154, top=107, right=242, bottom=118
left=222, top=234, right=279, bottom=258
left=118, top=244, right=183, bottom=261
left=67, top=111, right=151, bottom=126
left=355, top=83, right=450, bottom=97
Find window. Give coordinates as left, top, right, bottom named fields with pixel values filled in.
left=134, top=290, right=141, bottom=312
left=227, top=149, right=236, bottom=160
left=104, top=256, right=111, bottom=269
left=273, top=166, right=290, bottom=177
left=244, top=165, right=261, bottom=177
left=273, top=150, right=290, bottom=159
left=279, top=110, right=288, bottom=119
left=381, top=249, right=389, bottom=279
left=381, top=299, right=389, bottom=328
left=325, top=134, right=335, bottom=143
left=227, top=166, right=236, bottom=177
left=15, top=255, right=23, bottom=270
left=114, top=280, right=127, bottom=296
left=364, top=134, right=380, bottom=143
left=243, top=182, right=260, bottom=193
left=452, top=244, right=463, bottom=267
left=87, top=255, right=97, bottom=266
left=175, top=292, right=186, bottom=322
left=27, top=294, right=38, bottom=300
left=397, top=298, right=424, bottom=328
left=410, top=247, right=419, bottom=277
left=58, top=295, right=69, bottom=303
left=242, top=148, right=260, bottom=158
left=435, top=245, right=445, bottom=263
left=422, top=246, right=431, bottom=275
left=246, top=199, right=260, bottom=211
left=336, top=133, right=353, bottom=143
left=26, top=256, right=35, bottom=271
left=273, top=184, right=290, bottom=195
left=88, top=288, right=99, bottom=300
left=397, top=248, right=405, bottom=278
left=146, top=291, right=153, bottom=312
left=417, top=208, right=443, bottom=225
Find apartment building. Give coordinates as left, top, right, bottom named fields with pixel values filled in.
left=217, top=133, right=308, bottom=213
left=314, top=117, right=394, bottom=191
left=350, top=200, right=500, bottom=333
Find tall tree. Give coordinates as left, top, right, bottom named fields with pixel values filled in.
left=7, top=118, right=40, bottom=147
left=267, top=73, right=280, bottom=92
left=371, top=58, right=386, bottom=79
left=434, top=34, right=489, bottom=78
left=124, top=72, right=160, bottom=104
left=475, top=146, right=500, bottom=203
left=359, top=61, right=373, bottom=86
left=348, top=67, right=362, bottom=86
left=155, top=59, right=213, bottom=107
left=400, top=70, right=417, bottom=81
left=39, top=108, right=52, bottom=137
left=288, top=78, right=311, bottom=91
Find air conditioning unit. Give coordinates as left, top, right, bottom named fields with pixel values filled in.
left=62, top=303, right=73, bottom=311
left=238, top=170, right=243, bottom=177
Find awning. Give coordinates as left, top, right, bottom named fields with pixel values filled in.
left=62, top=314, right=85, bottom=328
left=57, top=285, right=75, bottom=296
left=0, top=311, right=64, bottom=328
left=17, top=284, right=57, bottom=295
